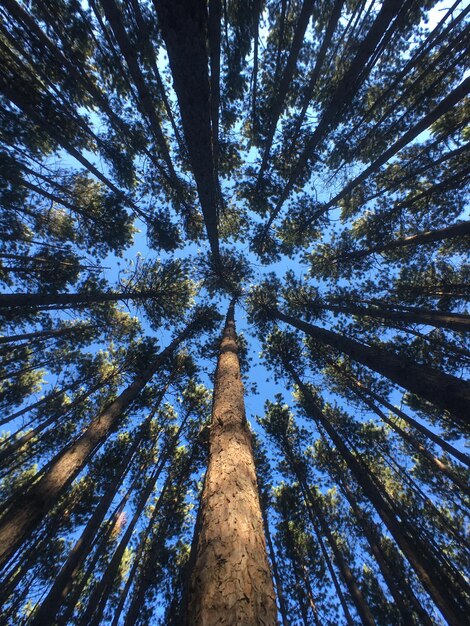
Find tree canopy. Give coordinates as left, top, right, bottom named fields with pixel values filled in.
left=0, top=0, right=468, bottom=624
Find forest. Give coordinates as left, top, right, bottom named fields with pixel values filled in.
left=0, top=0, right=469, bottom=624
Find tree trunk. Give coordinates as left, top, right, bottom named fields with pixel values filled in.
left=287, top=364, right=469, bottom=626
left=261, top=505, right=290, bottom=626
left=322, top=74, right=470, bottom=212
left=333, top=467, right=433, bottom=626
left=156, top=0, right=221, bottom=266
left=356, top=380, right=470, bottom=467
left=185, top=300, right=278, bottom=625
left=276, top=308, right=470, bottom=428
left=288, top=455, right=376, bottom=626
left=313, top=299, right=470, bottom=332
left=30, top=384, right=170, bottom=626
left=0, top=323, right=92, bottom=345
left=333, top=220, right=470, bottom=264
left=0, top=289, right=157, bottom=310
left=0, top=325, right=193, bottom=569
left=256, top=0, right=314, bottom=186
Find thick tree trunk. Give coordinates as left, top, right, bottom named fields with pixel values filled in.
left=275, top=308, right=470, bottom=427
left=185, top=300, right=277, bottom=625
left=0, top=326, right=192, bottom=569
left=156, top=0, right=221, bottom=266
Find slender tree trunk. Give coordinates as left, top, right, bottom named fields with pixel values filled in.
left=356, top=380, right=470, bottom=467
left=0, top=375, right=113, bottom=468
left=286, top=364, right=469, bottom=625
left=30, top=385, right=169, bottom=626
left=353, top=385, right=469, bottom=493
left=275, top=308, right=470, bottom=427
left=313, top=300, right=470, bottom=332
left=322, top=74, right=470, bottom=212
left=185, top=300, right=277, bottom=625
left=302, top=566, right=322, bottom=626
left=256, top=0, right=314, bottom=186
left=261, top=505, right=290, bottom=626
left=122, top=444, right=197, bottom=626
left=0, top=326, right=193, bottom=569
left=333, top=220, right=470, bottom=263
left=0, top=289, right=158, bottom=310
left=334, top=468, right=433, bottom=626
left=288, top=455, right=376, bottom=626
left=0, top=323, right=92, bottom=345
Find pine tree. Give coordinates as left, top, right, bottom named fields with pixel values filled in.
left=0, top=1, right=468, bottom=624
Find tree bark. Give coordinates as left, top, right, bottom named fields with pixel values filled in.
left=0, top=289, right=157, bottom=310
left=275, top=308, right=470, bottom=428
left=286, top=364, right=469, bottom=626
left=185, top=300, right=278, bottom=625
left=0, top=326, right=193, bottom=569
left=155, top=0, right=221, bottom=267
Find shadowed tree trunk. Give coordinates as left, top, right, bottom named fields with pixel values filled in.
left=275, top=308, right=470, bottom=427
left=285, top=362, right=469, bottom=626
left=155, top=0, right=221, bottom=267
left=332, top=220, right=470, bottom=264
left=310, top=299, right=470, bottom=332
left=185, top=300, right=278, bottom=625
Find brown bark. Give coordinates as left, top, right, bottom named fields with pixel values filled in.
left=287, top=364, right=469, bottom=625
left=275, top=308, right=470, bottom=428
left=185, top=300, right=277, bottom=625
left=30, top=385, right=170, bottom=626
left=155, top=0, right=221, bottom=266
left=0, top=326, right=192, bottom=569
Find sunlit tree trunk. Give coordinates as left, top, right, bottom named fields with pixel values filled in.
left=0, top=326, right=193, bottom=569
left=186, top=300, right=278, bottom=625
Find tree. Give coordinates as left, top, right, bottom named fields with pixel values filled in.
left=0, top=1, right=468, bottom=624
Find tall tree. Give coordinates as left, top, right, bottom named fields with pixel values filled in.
left=185, top=300, right=277, bottom=624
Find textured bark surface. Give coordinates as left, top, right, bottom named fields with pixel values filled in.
left=186, top=302, right=278, bottom=625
